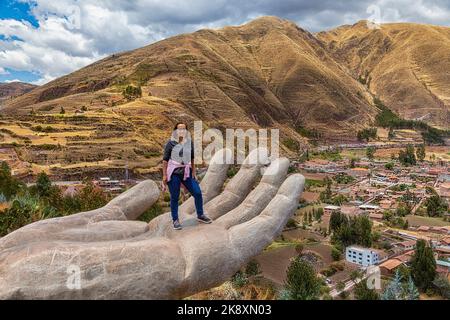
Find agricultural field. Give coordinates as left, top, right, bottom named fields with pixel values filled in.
left=0, top=106, right=172, bottom=179
left=406, top=215, right=450, bottom=227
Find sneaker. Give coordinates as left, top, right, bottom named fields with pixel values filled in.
left=197, top=215, right=212, bottom=224
left=173, top=220, right=182, bottom=230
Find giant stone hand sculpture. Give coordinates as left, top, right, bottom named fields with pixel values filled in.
left=0, top=148, right=305, bottom=299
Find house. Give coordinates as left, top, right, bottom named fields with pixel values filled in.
left=359, top=204, right=380, bottom=213
left=323, top=205, right=340, bottom=216
left=429, top=226, right=448, bottom=235
left=380, top=259, right=403, bottom=276
left=441, top=236, right=450, bottom=246
left=439, top=182, right=450, bottom=200
left=341, top=205, right=360, bottom=217
left=394, top=250, right=414, bottom=264
left=369, top=213, right=383, bottom=222
left=434, top=247, right=450, bottom=259
left=348, top=167, right=369, bottom=178
left=345, top=246, right=385, bottom=267
left=394, top=240, right=416, bottom=251
left=436, top=260, right=450, bottom=276
left=417, top=226, right=430, bottom=232
left=379, top=199, right=394, bottom=210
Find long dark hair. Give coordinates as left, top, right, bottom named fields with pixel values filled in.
left=172, top=122, right=189, bottom=143
left=173, top=122, right=188, bottom=130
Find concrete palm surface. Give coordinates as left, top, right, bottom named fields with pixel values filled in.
left=0, top=148, right=304, bottom=299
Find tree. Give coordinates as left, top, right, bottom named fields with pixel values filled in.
left=384, top=162, right=394, bottom=170
left=336, top=281, right=345, bottom=292
left=397, top=264, right=411, bottom=280
left=354, top=279, right=380, bottom=300
left=0, top=162, right=23, bottom=200
left=416, top=144, right=426, bottom=162
left=122, top=85, right=142, bottom=100
left=77, top=179, right=109, bottom=212
left=425, top=195, right=448, bottom=217
left=432, top=275, right=450, bottom=299
left=411, top=240, right=436, bottom=291
left=350, top=270, right=362, bottom=283
left=60, top=106, right=65, bottom=114
left=366, top=146, right=376, bottom=160
left=331, top=246, right=341, bottom=261
left=329, top=211, right=347, bottom=233
left=331, top=215, right=373, bottom=247
left=36, top=172, right=52, bottom=198
left=320, top=177, right=333, bottom=203
left=382, top=270, right=403, bottom=300
left=357, top=128, right=377, bottom=142
left=388, top=127, right=395, bottom=140
left=353, top=215, right=373, bottom=247
left=330, top=195, right=348, bottom=206
left=398, top=144, right=417, bottom=166
left=349, top=158, right=356, bottom=168
left=314, top=207, right=323, bottom=221
left=284, top=257, right=321, bottom=300
left=406, top=276, right=420, bottom=300
left=0, top=194, right=43, bottom=237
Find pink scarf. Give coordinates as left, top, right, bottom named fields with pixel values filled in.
left=167, top=159, right=192, bottom=182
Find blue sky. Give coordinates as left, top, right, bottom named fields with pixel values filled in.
left=0, top=0, right=39, bottom=83
left=1, top=0, right=449, bottom=85
left=0, top=0, right=37, bottom=26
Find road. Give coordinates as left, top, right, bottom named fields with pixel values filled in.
left=329, top=268, right=378, bottom=298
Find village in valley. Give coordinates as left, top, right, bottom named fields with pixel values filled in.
left=250, top=137, right=450, bottom=300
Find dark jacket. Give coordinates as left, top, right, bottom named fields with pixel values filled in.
left=163, top=140, right=194, bottom=176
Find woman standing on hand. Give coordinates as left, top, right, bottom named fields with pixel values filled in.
left=162, top=122, right=212, bottom=230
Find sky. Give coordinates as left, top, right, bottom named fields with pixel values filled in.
left=0, top=0, right=449, bottom=85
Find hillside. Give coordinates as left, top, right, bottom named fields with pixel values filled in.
left=2, top=17, right=449, bottom=178
left=2, top=17, right=377, bottom=139
left=317, top=20, right=450, bottom=129
left=0, top=82, right=37, bottom=105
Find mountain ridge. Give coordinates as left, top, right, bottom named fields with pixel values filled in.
left=2, top=16, right=449, bottom=145
left=317, top=20, right=450, bottom=128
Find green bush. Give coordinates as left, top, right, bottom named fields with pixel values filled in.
left=122, top=85, right=142, bottom=100
left=286, top=218, right=297, bottom=228
left=283, top=138, right=299, bottom=152
left=357, top=128, right=377, bottom=142
left=0, top=194, right=43, bottom=237
left=331, top=247, right=341, bottom=261
left=231, top=271, right=248, bottom=288
left=245, top=260, right=261, bottom=277
left=138, top=203, right=163, bottom=222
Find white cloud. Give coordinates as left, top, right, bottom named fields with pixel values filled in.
left=0, top=67, right=10, bottom=75
left=1, top=0, right=449, bottom=85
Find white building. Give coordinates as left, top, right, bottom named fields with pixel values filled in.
left=345, top=246, right=383, bottom=267
left=358, top=204, right=380, bottom=213
left=323, top=205, right=340, bottom=215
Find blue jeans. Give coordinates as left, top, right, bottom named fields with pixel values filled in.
left=167, top=172, right=204, bottom=221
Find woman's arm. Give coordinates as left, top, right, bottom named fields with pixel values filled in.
left=162, top=160, right=168, bottom=184
left=191, top=164, right=197, bottom=180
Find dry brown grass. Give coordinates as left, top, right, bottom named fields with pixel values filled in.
left=318, top=21, right=450, bottom=128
